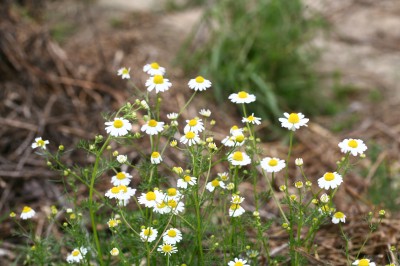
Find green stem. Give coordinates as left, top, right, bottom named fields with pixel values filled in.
left=262, top=170, right=288, bottom=223
left=339, top=224, right=350, bottom=265
left=194, top=191, right=204, bottom=265
left=284, top=131, right=294, bottom=189
left=89, top=136, right=110, bottom=266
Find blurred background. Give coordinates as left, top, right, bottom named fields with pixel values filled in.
left=1, top=0, right=400, bottom=264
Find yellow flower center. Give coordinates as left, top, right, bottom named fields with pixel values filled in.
left=288, top=113, right=300, bottom=124
left=167, top=188, right=177, bottom=196
left=188, top=119, right=198, bottom=126
left=234, top=262, right=244, bottom=266
left=108, top=219, right=118, bottom=227
left=116, top=172, right=126, bottom=180
left=150, top=62, right=160, bottom=69
left=113, top=119, right=124, bottom=128
left=268, top=159, right=278, bottom=166
left=238, top=91, right=248, bottom=98
left=232, top=151, right=243, bottom=161
left=111, top=186, right=120, bottom=194
left=167, top=229, right=177, bottom=237
left=231, top=125, right=239, bottom=131
left=348, top=139, right=358, bottom=148
left=153, top=75, right=164, bottom=84
left=247, top=115, right=254, bottom=121
left=72, top=250, right=80, bottom=257
left=151, top=152, right=160, bottom=158
left=185, top=131, right=195, bottom=139
left=162, top=244, right=173, bottom=252
left=157, top=202, right=166, bottom=208
left=358, top=259, right=369, bottom=266
left=195, top=76, right=205, bottom=83
left=167, top=199, right=177, bottom=208
left=146, top=191, right=156, bottom=201
left=144, top=228, right=152, bottom=236
left=324, top=172, right=335, bottom=181
left=37, top=139, right=45, bottom=146
left=22, top=206, right=32, bottom=213
left=122, top=68, right=129, bottom=74
left=211, top=179, right=220, bottom=187
left=232, top=196, right=241, bottom=204
left=334, top=212, right=345, bottom=219
left=235, top=135, right=245, bottom=143
left=148, top=119, right=158, bottom=127
left=184, top=175, right=192, bottom=182
left=230, top=204, right=240, bottom=210
left=118, top=185, right=127, bottom=193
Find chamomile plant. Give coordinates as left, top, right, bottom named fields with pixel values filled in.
left=11, top=63, right=389, bottom=266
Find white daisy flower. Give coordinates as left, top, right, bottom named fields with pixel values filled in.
left=138, top=190, right=164, bottom=208
left=105, top=185, right=136, bottom=205
left=116, top=155, right=128, bottom=164
left=229, top=203, right=245, bottom=217
left=228, top=91, right=256, bottom=104
left=352, top=259, right=376, bottom=266
left=151, top=151, right=162, bottom=164
left=145, top=75, right=171, bottom=93
left=117, top=67, right=130, bottom=79
left=338, top=138, right=367, bottom=156
left=143, top=62, right=166, bottom=76
left=278, top=112, right=309, bottom=131
left=165, top=188, right=182, bottom=201
left=153, top=201, right=170, bottom=214
left=199, top=109, right=211, bottom=117
left=318, top=172, right=343, bottom=190
left=31, top=137, right=49, bottom=150
left=111, top=171, right=132, bottom=186
left=177, top=175, right=197, bottom=189
left=221, top=134, right=246, bottom=147
left=228, top=151, right=251, bottom=166
left=105, top=117, right=132, bottom=137
left=218, top=172, right=229, bottom=181
left=163, top=228, right=183, bottom=244
left=167, top=199, right=185, bottom=214
left=66, top=247, right=87, bottom=264
left=228, top=258, right=249, bottom=266
left=231, top=195, right=244, bottom=204
left=141, top=119, right=165, bottom=135
left=260, top=157, right=286, bottom=173
left=107, top=217, right=120, bottom=228
left=180, top=131, right=201, bottom=146
left=332, top=212, right=346, bottom=224
left=157, top=243, right=178, bottom=256
left=20, top=206, right=35, bottom=220
left=184, top=118, right=204, bottom=134
left=110, top=247, right=119, bottom=256
left=167, top=112, right=178, bottom=120
left=140, top=227, right=158, bottom=242
left=320, top=193, right=330, bottom=203
left=206, top=179, right=226, bottom=192
left=188, top=76, right=212, bottom=91
left=230, top=125, right=243, bottom=135
left=242, top=113, right=261, bottom=125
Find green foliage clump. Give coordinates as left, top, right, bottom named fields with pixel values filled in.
left=180, top=0, right=326, bottom=119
